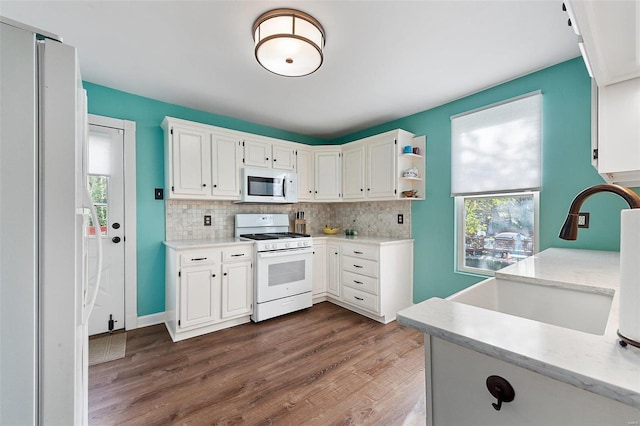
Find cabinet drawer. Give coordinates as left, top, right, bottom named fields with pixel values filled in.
left=342, top=255, right=378, bottom=277
left=180, top=250, right=220, bottom=266
left=342, top=286, right=379, bottom=313
left=342, top=270, right=378, bottom=295
left=341, top=243, right=378, bottom=260
left=222, top=246, right=252, bottom=262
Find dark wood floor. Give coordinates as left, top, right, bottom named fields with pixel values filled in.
left=89, top=302, right=426, bottom=425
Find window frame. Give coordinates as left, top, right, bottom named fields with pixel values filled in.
left=455, top=191, right=540, bottom=276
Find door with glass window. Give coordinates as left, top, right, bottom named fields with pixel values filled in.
left=87, top=124, right=125, bottom=335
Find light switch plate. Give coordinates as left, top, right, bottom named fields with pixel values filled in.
left=204, top=215, right=212, bottom=226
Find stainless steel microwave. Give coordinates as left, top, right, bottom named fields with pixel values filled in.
left=238, top=167, right=297, bottom=203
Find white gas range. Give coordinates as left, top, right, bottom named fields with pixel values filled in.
left=235, top=214, right=313, bottom=322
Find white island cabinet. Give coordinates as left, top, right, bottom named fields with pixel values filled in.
left=165, top=240, right=253, bottom=342
left=398, top=248, right=640, bottom=425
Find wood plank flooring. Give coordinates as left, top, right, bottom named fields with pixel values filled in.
left=89, top=302, right=426, bottom=425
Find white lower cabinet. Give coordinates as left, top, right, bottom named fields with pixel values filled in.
left=427, top=336, right=639, bottom=426
left=312, top=239, right=327, bottom=301
left=179, top=264, right=220, bottom=329
left=326, top=242, right=341, bottom=297
left=165, top=243, right=253, bottom=341
left=315, top=238, right=413, bottom=324
left=221, top=257, right=252, bottom=319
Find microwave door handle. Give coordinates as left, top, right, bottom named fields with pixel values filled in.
left=282, top=177, right=286, bottom=198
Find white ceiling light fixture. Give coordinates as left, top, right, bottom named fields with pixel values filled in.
left=253, top=8, right=325, bottom=77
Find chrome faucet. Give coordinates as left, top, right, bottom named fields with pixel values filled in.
left=559, top=184, right=640, bottom=240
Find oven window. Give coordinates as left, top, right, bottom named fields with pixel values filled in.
left=269, top=260, right=305, bottom=286
left=248, top=176, right=284, bottom=197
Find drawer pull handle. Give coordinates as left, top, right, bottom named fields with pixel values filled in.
left=353, top=264, right=363, bottom=268
left=353, top=251, right=363, bottom=254
left=353, top=280, right=363, bottom=285
left=354, top=296, right=364, bottom=301
left=231, top=253, right=245, bottom=257
left=191, top=257, right=207, bottom=261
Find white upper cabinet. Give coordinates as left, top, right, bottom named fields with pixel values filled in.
left=271, top=143, right=296, bottom=171
left=296, top=146, right=315, bottom=201
left=165, top=123, right=211, bottom=197
left=163, top=117, right=242, bottom=200
left=164, top=116, right=423, bottom=202
left=211, top=134, right=242, bottom=198
left=243, top=138, right=296, bottom=170
left=594, top=77, right=640, bottom=186
left=314, top=149, right=342, bottom=201
left=342, top=143, right=366, bottom=200
left=565, top=0, right=640, bottom=87
left=366, top=134, right=397, bottom=199
left=341, top=129, right=423, bottom=201
left=243, top=138, right=271, bottom=168
left=565, top=1, right=640, bottom=186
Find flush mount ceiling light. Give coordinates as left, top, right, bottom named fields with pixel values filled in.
left=253, top=8, right=325, bottom=77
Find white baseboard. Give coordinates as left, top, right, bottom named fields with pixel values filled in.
left=134, top=312, right=165, bottom=329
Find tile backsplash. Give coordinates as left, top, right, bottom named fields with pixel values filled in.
left=165, top=200, right=411, bottom=240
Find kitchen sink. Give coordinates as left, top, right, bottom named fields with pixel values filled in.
left=447, top=278, right=613, bottom=335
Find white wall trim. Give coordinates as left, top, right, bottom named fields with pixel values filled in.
left=88, top=114, right=138, bottom=330
left=137, top=312, right=165, bottom=328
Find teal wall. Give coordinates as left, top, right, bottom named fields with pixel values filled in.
left=84, top=83, right=325, bottom=316
left=86, top=57, right=638, bottom=315
left=335, top=57, right=637, bottom=302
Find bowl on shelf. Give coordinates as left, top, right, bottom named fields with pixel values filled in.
left=402, top=190, right=418, bottom=198
left=322, top=226, right=339, bottom=234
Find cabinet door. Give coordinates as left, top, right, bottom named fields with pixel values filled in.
left=312, top=242, right=327, bottom=296
left=296, top=148, right=314, bottom=201
left=243, top=139, right=271, bottom=168
left=314, top=150, right=342, bottom=201
left=221, top=261, right=253, bottom=318
left=367, top=136, right=396, bottom=199
left=272, top=143, right=296, bottom=171
left=171, top=125, right=211, bottom=196
left=211, top=134, right=241, bottom=198
left=597, top=77, right=640, bottom=179
left=342, top=144, right=366, bottom=200
left=179, top=266, right=219, bottom=328
left=327, top=243, right=341, bottom=297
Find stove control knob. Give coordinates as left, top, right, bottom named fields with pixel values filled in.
left=285, top=242, right=290, bottom=248
left=298, top=242, right=303, bottom=247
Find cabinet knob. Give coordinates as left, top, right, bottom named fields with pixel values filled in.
left=213, top=184, right=217, bottom=188
left=367, top=188, right=370, bottom=191
left=223, top=272, right=227, bottom=276
left=266, top=157, right=269, bottom=161
left=360, top=188, right=363, bottom=191
left=202, top=183, right=207, bottom=187
left=486, top=375, right=515, bottom=411
left=273, top=158, right=277, bottom=162
left=309, top=190, right=312, bottom=193
left=212, top=274, right=216, bottom=277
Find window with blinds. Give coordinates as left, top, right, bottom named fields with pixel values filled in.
left=452, top=92, right=541, bottom=274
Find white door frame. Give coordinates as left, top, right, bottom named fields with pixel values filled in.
left=88, top=114, right=138, bottom=330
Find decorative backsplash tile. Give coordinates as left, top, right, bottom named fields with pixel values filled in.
left=165, top=200, right=411, bottom=240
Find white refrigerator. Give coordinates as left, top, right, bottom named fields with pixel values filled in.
left=0, top=17, right=102, bottom=425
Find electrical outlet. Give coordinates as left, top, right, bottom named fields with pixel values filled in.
left=578, top=212, right=590, bottom=228
left=204, top=215, right=212, bottom=226
left=397, top=214, right=404, bottom=224
left=154, top=188, right=164, bottom=200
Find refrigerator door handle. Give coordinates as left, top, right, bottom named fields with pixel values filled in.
left=83, top=187, right=103, bottom=325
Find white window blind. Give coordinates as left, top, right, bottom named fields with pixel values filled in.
left=451, top=91, right=542, bottom=196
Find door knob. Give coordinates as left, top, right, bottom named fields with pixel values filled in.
left=112, top=236, right=121, bottom=244
left=112, top=222, right=120, bottom=229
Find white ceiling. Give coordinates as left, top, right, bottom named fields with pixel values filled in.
left=1, top=1, right=580, bottom=140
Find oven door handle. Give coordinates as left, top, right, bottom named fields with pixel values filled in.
left=258, top=247, right=313, bottom=258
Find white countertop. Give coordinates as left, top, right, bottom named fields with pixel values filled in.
left=164, top=238, right=251, bottom=249
left=311, top=234, right=414, bottom=245
left=397, top=248, right=640, bottom=409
